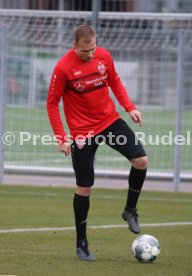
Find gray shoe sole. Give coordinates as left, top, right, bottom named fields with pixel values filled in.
left=122, top=211, right=141, bottom=234
left=76, top=247, right=96, bottom=261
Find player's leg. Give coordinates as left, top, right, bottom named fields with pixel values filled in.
left=103, top=118, right=147, bottom=233
left=125, top=155, right=147, bottom=213
left=122, top=156, right=147, bottom=234
left=71, top=138, right=98, bottom=261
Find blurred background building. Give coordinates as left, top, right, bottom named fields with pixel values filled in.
left=0, top=0, right=192, bottom=13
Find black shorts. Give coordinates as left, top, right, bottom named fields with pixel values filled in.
left=71, top=118, right=147, bottom=187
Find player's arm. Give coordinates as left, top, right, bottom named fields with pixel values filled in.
left=47, top=67, right=71, bottom=154
left=106, top=51, right=142, bottom=126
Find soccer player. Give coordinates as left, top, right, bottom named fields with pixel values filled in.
left=47, top=25, right=147, bottom=261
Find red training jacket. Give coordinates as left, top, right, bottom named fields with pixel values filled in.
left=47, top=47, right=136, bottom=143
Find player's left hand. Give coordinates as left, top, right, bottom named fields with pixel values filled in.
left=57, top=142, right=71, bottom=156
left=129, top=110, right=142, bottom=127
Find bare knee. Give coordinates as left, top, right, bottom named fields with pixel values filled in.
left=76, top=186, right=91, bottom=196
left=131, top=156, right=148, bottom=170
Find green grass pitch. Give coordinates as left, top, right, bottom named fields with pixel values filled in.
left=0, top=185, right=191, bottom=276
left=5, top=106, right=192, bottom=174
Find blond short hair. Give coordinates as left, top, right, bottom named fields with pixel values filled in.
left=74, top=25, right=96, bottom=43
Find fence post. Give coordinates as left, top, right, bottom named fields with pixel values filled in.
left=92, top=0, right=101, bottom=30
left=173, top=30, right=185, bottom=191
left=59, top=0, right=65, bottom=10
left=0, top=27, right=7, bottom=184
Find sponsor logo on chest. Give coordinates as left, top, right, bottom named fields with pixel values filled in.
left=74, top=80, right=86, bottom=92
left=70, top=61, right=107, bottom=93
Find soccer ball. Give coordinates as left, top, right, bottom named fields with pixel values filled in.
left=132, top=234, right=160, bottom=263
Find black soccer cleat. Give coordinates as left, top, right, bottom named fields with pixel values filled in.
left=122, top=208, right=141, bottom=234
left=76, top=239, right=96, bottom=261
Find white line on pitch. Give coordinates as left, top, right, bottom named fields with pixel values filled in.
left=0, top=222, right=191, bottom=234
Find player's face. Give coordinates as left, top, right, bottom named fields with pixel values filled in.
left=74, top=37, right=96, bottom=62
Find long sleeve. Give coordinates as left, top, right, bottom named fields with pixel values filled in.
left=47, top=67, right=68, bottom=144
left=107, top=52, right=136, bottom=112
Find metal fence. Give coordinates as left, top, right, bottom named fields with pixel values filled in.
left=0, top=9, right=192, bottom=190
left=0, top=27, right=7, bottom=184
left=1, top=0, right=192, bottom=13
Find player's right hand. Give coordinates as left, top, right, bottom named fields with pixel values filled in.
left=57, top=142, right=71, bottom=156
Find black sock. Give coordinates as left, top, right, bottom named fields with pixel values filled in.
left=125, top=166, right=147, bottom=210
left=73, top=193, right=90, bottom=244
